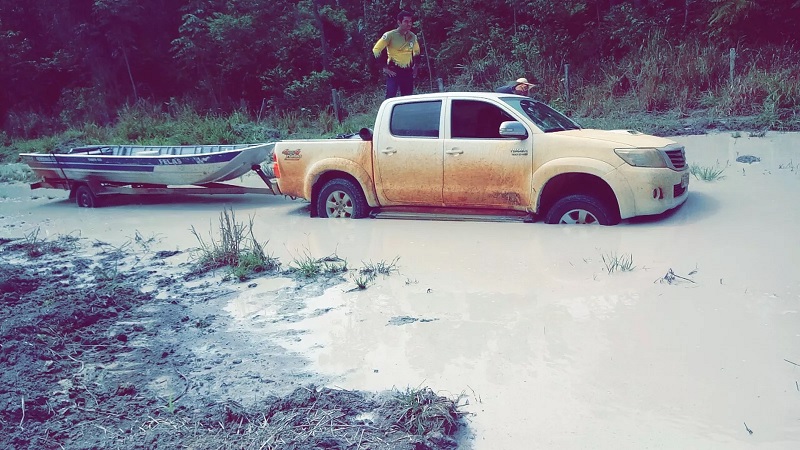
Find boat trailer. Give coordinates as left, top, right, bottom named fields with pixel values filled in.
left=30, top=165, right=282, bottom=208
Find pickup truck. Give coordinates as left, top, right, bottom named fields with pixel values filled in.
left=272, top=92, right=688, bottom=225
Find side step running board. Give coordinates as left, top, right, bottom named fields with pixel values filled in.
left=370, top=210, right=534, bottom=223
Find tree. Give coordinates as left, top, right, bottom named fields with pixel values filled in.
left=707, top=0, right=800, bottom=45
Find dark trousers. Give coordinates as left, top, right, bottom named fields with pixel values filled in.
left=385, top=65, right=414, bottom=98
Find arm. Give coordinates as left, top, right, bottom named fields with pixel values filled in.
left=373, top=33, right=397, bottom=76
left=372, top=33, right=389, bottom=59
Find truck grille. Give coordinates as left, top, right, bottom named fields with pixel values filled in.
left=664, top=148, right=686, bottom=170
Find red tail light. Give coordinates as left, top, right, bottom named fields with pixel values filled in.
left=272, top=153, right=281, bottom=178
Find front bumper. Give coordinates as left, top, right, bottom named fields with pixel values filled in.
left=613, top=166, right=689, bottom=219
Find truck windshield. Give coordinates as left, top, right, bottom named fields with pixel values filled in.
left=500, top=98, right=581, bottom=133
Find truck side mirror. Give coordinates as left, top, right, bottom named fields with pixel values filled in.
left=498, top=121, right=528, bottom=139
left=358, top=127, right=373, bottom=141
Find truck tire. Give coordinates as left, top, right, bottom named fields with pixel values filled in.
left=545, top=194, right=617, bottom=225
left=74, top=184, right=99, bottom=208
left=316, top=179, right=369, bottom=218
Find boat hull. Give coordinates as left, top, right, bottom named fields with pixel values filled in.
left=20, top=143, right=275, bottom=186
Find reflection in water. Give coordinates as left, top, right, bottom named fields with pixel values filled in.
left=300, top=277, right=646, bottom=391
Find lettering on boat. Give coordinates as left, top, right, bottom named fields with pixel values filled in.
left=158, top=159, right=183, bottom=165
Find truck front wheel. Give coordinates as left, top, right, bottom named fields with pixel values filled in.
left=316, top=179, right=369, bottom=218
left=545, top=194, right=617, bottom=225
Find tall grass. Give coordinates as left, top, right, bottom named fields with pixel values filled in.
left=190, top=208, right=279, bottom=280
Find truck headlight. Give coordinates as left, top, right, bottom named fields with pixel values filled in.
left=614, top=148, right=667, bottom=168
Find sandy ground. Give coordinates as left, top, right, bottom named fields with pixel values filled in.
left=1, top=131, right=799, bottom=448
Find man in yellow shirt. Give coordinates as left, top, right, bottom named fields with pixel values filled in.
left=372, top=11, right=421, bottom=99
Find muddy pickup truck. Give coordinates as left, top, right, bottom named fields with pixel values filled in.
left=272, top=92, right=688, bottom=225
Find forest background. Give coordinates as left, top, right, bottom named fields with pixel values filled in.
left=1, top=0, right=799, bottom=162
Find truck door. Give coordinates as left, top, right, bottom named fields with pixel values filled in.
left=443, top=99, right=533, bottom=208
left=374, top=100, right=444, bottom=205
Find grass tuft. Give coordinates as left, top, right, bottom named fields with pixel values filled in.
left=4, top=228, right=80, bottom=258
left=380, top=386, right=466, bottom=437
left=288, top=250, right=347, bottom=278
left=190, top=208, right=279, bottom=280
left=360, top=257, right=400, bottom=276
left=602, top=252, right=636, bottom=274
left=350, top=271, right=376, bottom=290
left=349, top=257, right=400, bottom=290
left=690, top=163, right=727, bottom=181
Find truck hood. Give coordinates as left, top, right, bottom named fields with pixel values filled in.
left=557, top=129, right=675, bottom=148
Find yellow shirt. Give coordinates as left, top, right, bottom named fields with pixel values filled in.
left=372, top=29, right=420, bottom=68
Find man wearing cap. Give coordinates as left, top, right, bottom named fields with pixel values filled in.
left=373, top=11, right=421, bottom=99
left=496, top=77, right=536, bottom=95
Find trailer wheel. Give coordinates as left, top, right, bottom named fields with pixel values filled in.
left=316, top=179, right=369, bottom=218
left=74, top=185, right=98, bottom=208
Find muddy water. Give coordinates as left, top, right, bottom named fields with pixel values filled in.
left=2, top=132, right=799, bottom=448
left=269, top=132, right=800, bottom=449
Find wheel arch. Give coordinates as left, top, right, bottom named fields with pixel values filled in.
left=306, top=159, right=378, bottom=208
left=537, top=172, right=621, bottom=223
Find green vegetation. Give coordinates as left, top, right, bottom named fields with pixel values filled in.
left=384, top=386, right=465, bottom=436
left=602, top=252, right=636, bottom=274
left=350, top=271, right=376, bottom=290
left=1, top=1, right=799, bottom=161
left=360, top=257, right=400, bottom=276
left=4, top=228, right=80, bottom=258
left=0, top=99, right=382, bottom=163
left=288, top=251, right=349, bottom=278
left=0, top=163, right=36, bottom=183
left=690, top=163, right=728, bottom=181
left=190, top=208, right=280, bottom=281
left=288, top=250, right=325, bottom=278
left=189, top=209, right=398, bottom=287
left=350, top=257, right=400, bottom=289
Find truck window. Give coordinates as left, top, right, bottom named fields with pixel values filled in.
left=451, top=100, right=515, bottom=139
left=500, top=98, right=581, bottom=133
left=390, top=101, right=441, bottom=138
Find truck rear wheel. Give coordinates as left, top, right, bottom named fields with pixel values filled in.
left=316, top=179, right=369, bottom=218
left=545, top=194, right=617, bottom=225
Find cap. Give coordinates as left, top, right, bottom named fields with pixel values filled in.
left=516, top=77, right=536, bottom=86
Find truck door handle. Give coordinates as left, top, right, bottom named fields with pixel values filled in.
left=446, top=148, right=463, bottom=155
left=381, top=148, right=397, bottom=155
